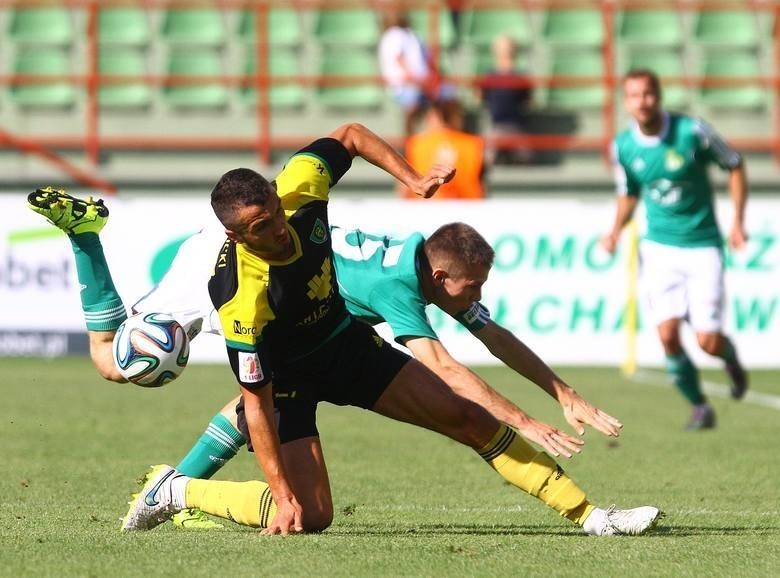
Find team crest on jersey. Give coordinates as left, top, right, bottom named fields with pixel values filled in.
left=665, top=149, right=684, bottom=171
left=310, top=218, right=328, bottom=244
left=631, top=157, right=646, bottom=173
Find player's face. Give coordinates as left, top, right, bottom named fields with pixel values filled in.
left=436, top=262, right=490, bottom=314
left=623, top=76, right=661, bottom=130
left=226, top=190, right=293, bottom=259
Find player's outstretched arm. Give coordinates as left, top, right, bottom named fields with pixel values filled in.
left=328, top=123, right=454, bottom=197
left=241, top=384, right=303, bottom=535
left=404, top=336, right=584, bottom=457
left=600, top=194, right=639, bottom=254
left=474, top=321, right=623, bottom=437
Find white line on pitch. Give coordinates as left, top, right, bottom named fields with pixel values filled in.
left=630, top=368, right=780, bottom=411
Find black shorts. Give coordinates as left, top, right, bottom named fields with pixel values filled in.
left=237, top=319, right=410, bottom=446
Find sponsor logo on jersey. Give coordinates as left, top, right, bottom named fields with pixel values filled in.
left=310, top=218, right=328, bottom=244
left=630, top=157, right=646, bottom=173
left=306, top=258, right=332, bottom=301
left=665, top=149, right=684, bottom=172
left=233, top=320, right=256, bottom=335
left=238, top=351, right=263, bottom=383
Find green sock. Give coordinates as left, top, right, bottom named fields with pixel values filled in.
left=666, top=351, right=705, bottom=405
left=176, top=413, right=246, bottom=479
left=717, top=337, right=738, bottom=364
left=69, top=233, right=126, bottom=331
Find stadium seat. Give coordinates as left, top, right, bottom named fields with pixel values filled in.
left=546, top=50, right=606, bottom=109
left=462, top=8, right=532, bottom=48
left=314, top=9, right=380, bottom=47
left=98, top=49, right=152, bottom=109
left=694, top=10, right=760, bottom=47
left=317, top=49, right=383, bottom=109
left=98, top=7, right=151, bottom=47
left=408, top=8, right=458, bottom=49
left=161, top=7, right=225, bottom=46
left=237, top=8, right=301, bottom=46
left=624, top=50, right=689, bottom=110
left=542, top=10, right=604, bottom=47
left=9, top=7, right=73, bottom=45
left=618, top=10, right=683, bottom=48
left=699, top=51, right=767, bottom=109
left=10, top=47, right=77, bottom=108
left=164, top=49, right=229, bottom=109
left=242, top=49, right=305, bottom=109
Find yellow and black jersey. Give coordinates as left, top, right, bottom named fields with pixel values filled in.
left=208, top=138, right=352, bottom=389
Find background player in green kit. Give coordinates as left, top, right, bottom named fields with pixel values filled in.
left=601, top=69, right=749, bottom=430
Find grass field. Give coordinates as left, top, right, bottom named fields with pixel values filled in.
left=2, top=357, right=779, bottom=577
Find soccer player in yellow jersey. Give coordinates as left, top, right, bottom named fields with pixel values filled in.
left=121, top=123, right=662, bottom=536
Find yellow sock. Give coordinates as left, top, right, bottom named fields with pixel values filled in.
left=185, top=479, right=277, bottom=528
left=477, top=424, right=594, bottom=525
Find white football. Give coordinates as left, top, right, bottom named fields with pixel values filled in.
left=112, top=312, right=189, bottom=387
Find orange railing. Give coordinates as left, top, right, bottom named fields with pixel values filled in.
left=0, top=0, right=778, bottom=172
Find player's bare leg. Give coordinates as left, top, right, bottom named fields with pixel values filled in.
left=696, top=331, right=748, bottom=400
left=371, top=360, right=661, bottom=535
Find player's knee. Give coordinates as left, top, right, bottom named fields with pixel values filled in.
left=302, top=507, right=333, bottom=533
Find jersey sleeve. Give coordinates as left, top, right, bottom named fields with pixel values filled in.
left=693, top=117, right=742, bottom=170
left=369, top=288, right=438, bottom=343
left=453, top=302, right=491, bottom=332
left=611, top=140, right=640, bottom=197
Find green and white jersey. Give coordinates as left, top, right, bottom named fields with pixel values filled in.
left=331, top=227, right=491, bottom=343
left=612, top=112, right=742, bottom=248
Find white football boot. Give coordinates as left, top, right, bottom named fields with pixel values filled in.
left=583, top=505, right=663, bottom=536
left=121, top=464, right=186, bottom=531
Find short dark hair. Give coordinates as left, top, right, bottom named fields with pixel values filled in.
left=210, top=168, right=275, bottom=229
left=624, top=68, right=662, bottom=97
left=424, top=222, right=494, bottom=273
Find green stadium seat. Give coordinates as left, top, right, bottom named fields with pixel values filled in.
left=699, top=51, right=767, bottom=109
left=618, top=10, right=683, bottom=47
left=624, top=51, right=689, bottom=109
left=546, top=50, right=606, bottom=109
left=161, top=7, right=225, bottom=46
left=694, top=10, right=760, bottom=47
left=237, top=8, right=302, bottom=46
left=317, top=49, right=383, bottom=109
left=164, top=49, right=229, bottom=109
left=9, top=7, right=73, bottom=45
left=408, top=8, right=458, bottom=49
left=242, top=49, right=305, bottom=109
left=462, top=8, right=532, bottom=48
left=98, top=8, right=151, bottom=47
left=542, top=10, right=604, bottom=47
left=314, top=9, right=380, bottom=47
left=98, top=48, right=152, bottom=109
left=11, top=47, right=77, bottom=108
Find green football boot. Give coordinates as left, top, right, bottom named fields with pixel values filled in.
left=171, top=508, right=224, bottom=530
left=27, top=186, right=109, bottom=235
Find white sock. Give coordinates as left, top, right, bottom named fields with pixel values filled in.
left=170, top=473, right=190, bottom=510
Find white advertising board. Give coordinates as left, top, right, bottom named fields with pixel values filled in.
left=1, top=194, right=777, bottom=367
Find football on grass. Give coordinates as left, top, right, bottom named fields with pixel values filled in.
left=112, top=312, right=189, bottom=387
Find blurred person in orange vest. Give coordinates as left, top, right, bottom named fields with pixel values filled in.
left=403, top=100, right=486, bottom=199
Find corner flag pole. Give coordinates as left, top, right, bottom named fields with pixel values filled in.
left=621, top=220, right=639, bottom=377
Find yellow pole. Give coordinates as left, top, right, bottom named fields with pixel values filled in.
left=621, top=220, right=639, bottom=376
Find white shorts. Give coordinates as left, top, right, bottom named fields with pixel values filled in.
left=639, top=240, right=725, bottom=333
left=131, top=227, right=226, bottom=338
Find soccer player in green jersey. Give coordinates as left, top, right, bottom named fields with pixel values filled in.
left=601, top=69, right=749, bottom=430
left=117, top=123, right=659, bottom=536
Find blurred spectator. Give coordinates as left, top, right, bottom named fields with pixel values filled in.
left=379, top=9, right=458, bottom=137
left=477, top=34, right=534, bottom=165
left=403, top=100, right=485, bottom=200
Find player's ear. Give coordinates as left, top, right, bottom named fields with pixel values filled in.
left=225, top=229, right=240, bottom=243
left=431, top=268, right=447, bottom=285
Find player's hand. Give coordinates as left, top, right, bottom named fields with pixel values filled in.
left=514, top=415, right=584, bottom=458
left=261, top=496, right=304, bottom=536
left=599, top=233, right=619, bottom=255
left=728, top=223, right=748, bottom=251
left=561, top=394, right=623, bottom=438
left=410, top=164, right=456, bottom=198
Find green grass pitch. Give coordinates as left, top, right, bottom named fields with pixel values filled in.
left=2, top=357, right=779, bottom=577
